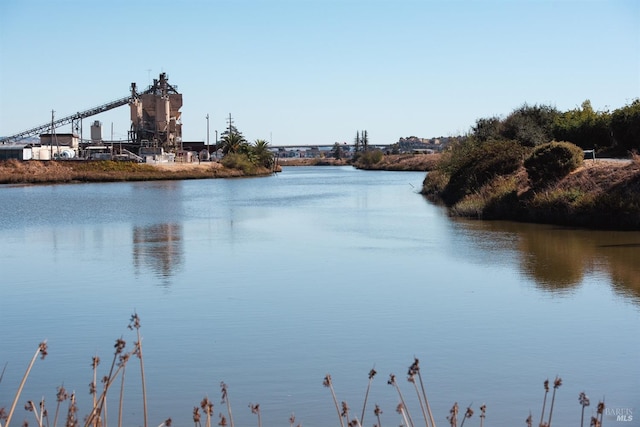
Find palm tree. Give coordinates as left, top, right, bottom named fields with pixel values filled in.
left=252, top=139, right=274, bottom=168
left=220, top=132, right=247, bottom=155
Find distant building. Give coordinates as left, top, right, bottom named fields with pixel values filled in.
left=40, top=133, right=79, bottom=148
left=0, top=145, right=32, bottom=160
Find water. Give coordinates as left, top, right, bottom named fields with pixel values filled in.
left=0, top=166, right=638, bottom=427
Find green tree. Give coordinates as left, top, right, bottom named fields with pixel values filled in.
left=553, top=100, right=612, bottom=150
left=501, top=104, right=558, bottom=146
left=610, top=99, right=640, bottom=152
left=472, top=116, right=503, bottom=142
left=220, top=132, right=247, bottom=155
left=331, top=142, right=344, bottom=159
left=354, top=131, right=361, bottom=153
left=252, top=139, right=274, bottom=168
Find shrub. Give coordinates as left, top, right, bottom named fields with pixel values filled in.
left=356, top=149, right=384, bottom=167
left=421, top=169, right=449, bottom=199
left=221, top=153, right=257, bottom=174
left=610, top=99, right=640, bottom=152
left=524, top=141, right=584, bottom=187
left=501, top=104, right=558, bottom=147
left=438, top=139, right=527, bottom=204
left=552, top=100, right=612, bottom=150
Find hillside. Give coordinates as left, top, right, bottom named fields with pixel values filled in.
left=423, top=156, right=640, bottom=230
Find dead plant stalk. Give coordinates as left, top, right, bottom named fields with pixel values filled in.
left=5, top=341, right=48, bottom=427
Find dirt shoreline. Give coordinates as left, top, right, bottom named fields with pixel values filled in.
left=0, top=159, right=271, bottom=184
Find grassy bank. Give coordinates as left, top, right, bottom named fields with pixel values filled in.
left=422, top=144, right=640, bottom=230
left=277, top=153, right=440, bottom=171
left=277, top=157, right=350, bottom=166
left=353, top=153, right=441, bottom=171
left=0, top=160, right=275, bottom=185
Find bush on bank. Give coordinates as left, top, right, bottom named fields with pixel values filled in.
left=524, top=141, right=584, bottom=187
left=425, top=138, right=526, bottom=205
left=422, top=124, right=640, bottom=229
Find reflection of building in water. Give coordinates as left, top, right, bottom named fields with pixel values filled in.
left=133, top=223, right=183, bottom=279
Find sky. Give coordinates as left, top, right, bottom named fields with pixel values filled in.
left=1, top=0, right=639, bottom=146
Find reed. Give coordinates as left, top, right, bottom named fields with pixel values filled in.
left=90, top=356, right=99, bottom=415
left=117, top=353, right=131, bottom=427
left=447, top=402, right=458, bottom=427
left=219, top=382, right=233, bottom=427
left=538, top=379, right=549, bottom=427
left=66, top=392, right=78, bottom=427
left=360, top=367, right=376, bottom=426
left=218, top=413, right=227, bottom=426
left=407, top=369, right=428, bottom=427
left=579, top=392, right=590, bottom=427
left=408, top=358, right=435, bottom=427
left=388, top=374, right=415, bottom=427
left=248, top=404, right=261, bottom=427
left=192, top=406, right=201, bottom=427
left=84, top=338, right=126, bottom=427
left=200, top=397, right=213, bottom=427
left=128, top=313, right=148, bottom=427
left=3, top=331, right=613, bottom=427
left=52, top=385, right=68, bottom=427
left=373, top=404, right=383, bottom=427
left=458, top=404, right=473, bottom=427
left=323, top=374, right=344, bottom=427
left=594, top=399, right=605, bottom=427
left=25, top=399, right=43, bottom=427
left=546, top=376, right=562, bottom=427
left=4, top=341, right=48, bottom=427
left=340, top=401, right=352, bottom=427
left=396, top=403, right=411, bottom=427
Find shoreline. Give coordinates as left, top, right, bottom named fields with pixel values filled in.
left=0, top=159, right=275, bottom=185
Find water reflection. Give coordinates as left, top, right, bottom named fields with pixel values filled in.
left=454, top=219, right=640, bottom=303
left=132, top=223, right=183, bottom=283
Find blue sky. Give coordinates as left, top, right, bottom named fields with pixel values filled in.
left=1, top=0, right=638, bottom=146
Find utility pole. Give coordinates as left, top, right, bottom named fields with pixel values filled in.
left=50, top=110, right=55, bottom=159
left=227, top=113, right=234, bottom=135
left=206, top=114, right=210, bottom=147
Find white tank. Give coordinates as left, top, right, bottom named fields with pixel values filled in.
left=91, top=121, right=102, bottom=142
left=60, top=149, right=76, bottom=159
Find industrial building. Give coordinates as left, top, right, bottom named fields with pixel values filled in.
left=0, top=73, right=185, bottom=161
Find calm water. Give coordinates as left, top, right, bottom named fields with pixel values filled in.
left=1, top=166, right=638, bottom=427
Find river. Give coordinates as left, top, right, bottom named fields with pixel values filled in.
left=0, top=166, right=638, bottom=427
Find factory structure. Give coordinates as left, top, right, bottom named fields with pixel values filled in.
left=0, top=73, right=197, bottom=162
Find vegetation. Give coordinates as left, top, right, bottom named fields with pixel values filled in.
left=524, top=141, right=584, bottom=187
left=0, top=320, right=608, bottom=427
left=0, top=121, right=277, bottom=185
left=0, top=159, right=272, bottom=184
left=218, top=122, right=275, bottom=171
left=353, top=149, right=384, bottom=168
left=353, top=153, right=441, bottom=171
left=469, top=99, right=639, bottom=155
left=422, top=99, right=640, bottom=230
